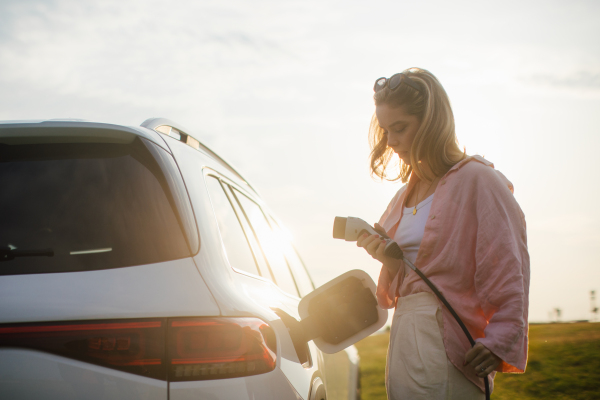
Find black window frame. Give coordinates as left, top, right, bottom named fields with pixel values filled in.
left=204, top=172, right=275, bottom=282
left=204, top=174, right=263, bottom=278
left=265, top=214, right=316, bottom=297
left=203, top=170, right=317, bottom=299
left=228, top=186, right=301, bottom=298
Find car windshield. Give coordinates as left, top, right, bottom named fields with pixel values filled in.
left=0, top=135, right=199, bottom=275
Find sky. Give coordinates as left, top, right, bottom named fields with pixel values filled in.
left=1, top=0, right=599, bottom=322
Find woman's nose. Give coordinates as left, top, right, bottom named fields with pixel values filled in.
left=386, top=133, right=398, bottom=147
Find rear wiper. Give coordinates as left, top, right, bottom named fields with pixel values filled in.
left=0, top=246, right=54, bottom=262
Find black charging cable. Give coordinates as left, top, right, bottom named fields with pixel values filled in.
left=384, top=242, right=491, bottom=400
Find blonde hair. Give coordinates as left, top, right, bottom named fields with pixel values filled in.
left=369, top=68, right=465, bottom=182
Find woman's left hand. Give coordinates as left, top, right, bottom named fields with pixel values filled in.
left=464, top=343, right=502, bottom=377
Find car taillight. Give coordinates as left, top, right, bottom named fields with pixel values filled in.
left=0, top=319, right=166, bottom=379
left=0, top=317, right=276, bottom=381
left=168, top=318, right=277, bottom=381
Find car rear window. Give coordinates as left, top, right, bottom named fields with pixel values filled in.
left=0, top=136, right=199, bottom=275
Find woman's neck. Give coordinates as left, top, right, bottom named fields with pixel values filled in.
left=414, top=161, right=438, bottom=184
left=405, top=164, right=440, bottom=209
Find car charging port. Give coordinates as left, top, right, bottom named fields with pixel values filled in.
left=271, top=308, right=312, bottom=366
left=273, top=274, right=382, bottom=363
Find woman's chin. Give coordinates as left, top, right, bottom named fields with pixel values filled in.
left=396, top=152, right=409, bottom=164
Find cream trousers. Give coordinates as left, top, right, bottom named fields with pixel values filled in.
left=386, top=292, right=485, bottom=400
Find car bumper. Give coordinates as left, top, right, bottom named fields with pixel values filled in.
left=0, top=348, right=303, bottom=400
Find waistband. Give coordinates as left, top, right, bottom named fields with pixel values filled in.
left=396, top=291, right=439, bottom=312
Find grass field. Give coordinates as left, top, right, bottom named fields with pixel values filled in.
left=355, top=322, right=600, bottom=400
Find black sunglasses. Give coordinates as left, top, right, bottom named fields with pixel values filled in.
left=373, top=73, right=421, bottom=93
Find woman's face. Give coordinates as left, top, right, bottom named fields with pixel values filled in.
left=375, top=103, right=421, bottom=166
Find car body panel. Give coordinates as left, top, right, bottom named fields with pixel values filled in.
left=322, top=345, right=360, bottom=400
left=0, top=258, right=220, bottom=323
left=0, top=348, right=167, bottom=400
left=170, top=367, right=302, bottom=400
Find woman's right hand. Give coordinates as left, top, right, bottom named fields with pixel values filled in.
left=357, top=223, right=402, bottom=278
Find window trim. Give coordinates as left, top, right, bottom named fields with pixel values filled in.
left=229, top=186, right=301, bottom=299
left=202, top=168, right=303, bottom=300
left=264, top=213, right=315, bottom=295
left=226, top=187, right=278, bottom=283
left=203, top=172, right=266, bottom=281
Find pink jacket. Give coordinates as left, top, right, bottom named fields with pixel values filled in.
left=377, top=155, right=529, bottom=392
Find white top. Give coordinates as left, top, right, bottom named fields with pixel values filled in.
left=393, top=193, right=434, bottom=276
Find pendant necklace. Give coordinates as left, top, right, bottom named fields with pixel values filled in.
left=413, top=178, right=436, bottom=215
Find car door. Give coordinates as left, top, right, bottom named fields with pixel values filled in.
left=203, top=174, right=326, bottom=394
left=229, top=185, right=386, bottom=400
left=232, top=191, right=384, bottom=400
left=264, top=215, right=360, bottom=399
left=205, top=173, right=383, bottom=399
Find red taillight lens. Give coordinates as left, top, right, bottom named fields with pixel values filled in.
left=168, top=318, right=277, bottom=381
left=0, top=317, right=277, bottom=381
left=0, top=319, right=166, bottom=379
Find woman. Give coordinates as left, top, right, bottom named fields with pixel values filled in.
left=357, top=68, right=529, bottom=399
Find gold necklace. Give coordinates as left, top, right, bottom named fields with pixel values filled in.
left=413, top=178, right=436, bottom=215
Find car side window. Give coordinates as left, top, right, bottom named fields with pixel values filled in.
left=266, top=215, right=315, bottom=297
left=205, top=176, right=260, bottom=277
left=285, top=247, right=315, bottom=298
left=232, top=189, right=300, bottom=297
left=222, top=184, right=274, bottom=282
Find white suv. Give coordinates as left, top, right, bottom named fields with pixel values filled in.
left=0, top=118, right=365, bottom=400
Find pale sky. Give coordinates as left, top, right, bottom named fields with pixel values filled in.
left=1, top=0, right=599, bottom=322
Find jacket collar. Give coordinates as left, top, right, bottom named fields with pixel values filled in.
left=381, top=155, right=501, bottom=237
left=403, top=155, right=495, bottom=213
left=404, top=155, right=492, bottom=194
left=449, top=155, right=493, bottom=173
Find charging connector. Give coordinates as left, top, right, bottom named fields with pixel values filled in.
left=333, top=216, right=404, bottom=259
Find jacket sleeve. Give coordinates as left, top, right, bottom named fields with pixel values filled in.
left=473, top=167, right=530, bottom=373
left=376, top=265, right=401, bottom=309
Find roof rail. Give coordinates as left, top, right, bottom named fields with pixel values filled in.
left=140, top=118, right=257, bottom=194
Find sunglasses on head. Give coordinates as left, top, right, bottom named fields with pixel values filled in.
left=373, top=73, right=421, bottom=93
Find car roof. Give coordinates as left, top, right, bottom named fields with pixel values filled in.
left=0, top=118, right=258, bottom=195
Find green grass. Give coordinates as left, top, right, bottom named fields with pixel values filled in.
left=355, top=323, right=600, bottom=400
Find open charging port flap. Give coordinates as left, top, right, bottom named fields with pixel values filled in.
left=273, top=270, right=388, bottom=356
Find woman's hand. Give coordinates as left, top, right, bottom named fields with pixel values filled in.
left=464, top=343, right=502, bottom=377
left=356, top=223, right=402, bottom=278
